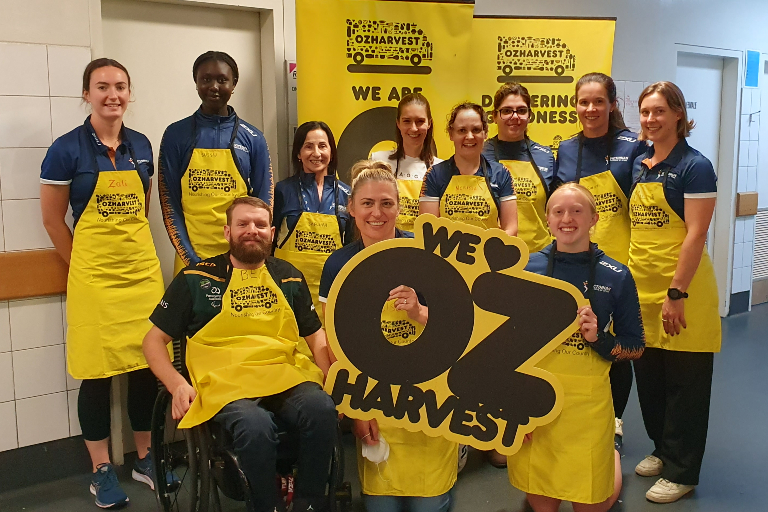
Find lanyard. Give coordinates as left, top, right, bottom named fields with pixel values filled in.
left=492, top=136, right=550, bottom=198
left=575, top=132, right=613, bottom=183
left=546, top=242, right=597, bottom=306
left=449, top=155, right=500, bottom=211
left=297, top=173, right=343, bottom=238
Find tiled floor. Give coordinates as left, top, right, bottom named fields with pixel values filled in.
left=1, top=303, right=765, bottom=512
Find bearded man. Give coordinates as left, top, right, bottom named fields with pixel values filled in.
left=144, top=196, right=336, bottom=512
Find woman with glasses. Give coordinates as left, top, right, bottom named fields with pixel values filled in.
left=556, top=73, right=647, bottom=445
left=484, top=83, right=555, bottom=253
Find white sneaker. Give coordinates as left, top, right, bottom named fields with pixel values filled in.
left=457, top=444, right=469, bottom=473
left=646, top=478, right=695, bottom=503
left=614, top=417, right=624, bottom=437
left=635, top=455, right=663, bottom=477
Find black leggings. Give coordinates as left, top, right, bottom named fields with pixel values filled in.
left=78, top=368, right=158, bottom=441
left=610, top=360, right=634, bottom=419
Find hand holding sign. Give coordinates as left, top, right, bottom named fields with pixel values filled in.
left=324, top=215, right=584, bottom=455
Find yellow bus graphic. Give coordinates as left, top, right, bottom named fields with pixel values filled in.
left=497, top=37, right=576, bottom=77
left=381, top=320, right=417, bottom=340
left=346, top=19, right=433, bottom=67
left=231, top=286, right=279, bottom=312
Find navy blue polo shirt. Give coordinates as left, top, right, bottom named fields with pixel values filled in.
left=273, top=171, right=353, bottom=246
left=556, top=129, right=647, bottom=197
left=40, top=116, right=154, bottom=226
left=420, top=155, right=516, bottom=204
left=318, top=230, right=414, bottom=303
left=526, top=243, right=645, bottom=362
left=482, top=136, right=556, bottom=191
left=631, top=139, right=717, bottom=221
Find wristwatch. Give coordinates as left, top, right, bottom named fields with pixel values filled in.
left=667, top=288, right=689, bottom=300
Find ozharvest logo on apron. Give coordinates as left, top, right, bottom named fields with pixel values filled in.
left=177, top=116, right=248, bottom=270
left=575, top=133, right=631, bottom=264
left=274, top=177, right=344, bottom=329
left=629, top=202, right=671, bottom=228
left=494, top=137, right=551, bottom=252
left=95, top=192, right=142, bottom=219
left=230, top=285, right=281, bottom=315
left=67, top=128, right=164, bottom=380
left=187, top=168, right=239, bottom=195
left=439, top=158, right=499, bottom=229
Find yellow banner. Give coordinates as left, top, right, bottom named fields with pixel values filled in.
left=472, top=16, right=616, bottom=151
left=296, top=0, right=475, bottom=184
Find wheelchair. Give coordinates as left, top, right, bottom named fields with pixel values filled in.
left=149, top=339, right=352, bottom=512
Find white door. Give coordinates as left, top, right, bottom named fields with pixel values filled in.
left=676, top=52, right=725, bottom=259
left=101, top=0, right=263, bottom=284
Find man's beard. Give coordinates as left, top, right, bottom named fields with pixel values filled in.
left=229, top=235, right=272, bottom=264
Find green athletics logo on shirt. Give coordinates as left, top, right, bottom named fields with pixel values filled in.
left=187, top=168, right=238, bottom=193
left=630, top=204, right=670, bottom=228
left=96, top=193, right=141, bottom=219
left=512, top=176, right=537, bottom=201
left=594, top=192, right=623, bottom=216
left=443, top=194, right=491, bottom=217
left=295, top=230, right=337, bottom=253
left=230, top=286, right=279, bottom=313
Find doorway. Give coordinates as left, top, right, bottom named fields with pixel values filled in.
left=101, top=0, right=263, bottom=283
left=676, top=52, right=725, bottom=260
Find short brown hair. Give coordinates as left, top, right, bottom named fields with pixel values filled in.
left=638, top=81, right=695, bottom=140
left=226, top=197, right=272, bottom=225
left=446, top=102, right=488, bottom=134
left=493, top=83, right=532, bottom=112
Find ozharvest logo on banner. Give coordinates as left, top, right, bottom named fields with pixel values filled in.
left=346, top=19, right=433, bottom=73
left=472, top=16, right=616, bottom=152
left=496, top=36, right=576, bottom=83
left=297, top=0, right=475, bottom=184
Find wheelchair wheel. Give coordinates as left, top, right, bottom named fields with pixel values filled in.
left=150, top=388, right=212, bottom=512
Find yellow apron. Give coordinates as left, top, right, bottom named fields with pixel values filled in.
left=495, top=140, right=551, bottom=252
left=175, top=117, right=248, bottom=273
left=576, top=136, right=631, bottom=265
left=379, top=298, right=424, bottom=347
left=394, top=159, right=426, bottom=233
left=628, top=175, right=721, bottom=352
left=67, top=141, right=164, bottom=380
left=439, top=160, right=499, bottom=230
left=508, top=249, right=614, bottom=504
left=274, top=180, right=343, bottom=329
left=358, top=420, right=458, bottom=497
left=180, top=265, right=324, bottom=429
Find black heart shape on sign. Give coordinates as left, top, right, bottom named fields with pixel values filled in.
left=484, top=237, right=521, bottom=272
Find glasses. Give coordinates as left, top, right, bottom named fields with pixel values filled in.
left=497, top=107, right=529, bottom=119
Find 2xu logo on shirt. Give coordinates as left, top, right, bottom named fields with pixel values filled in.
left=96, top=193, right=141, bottom=218
left=443, top=194, right=492, bottom=217
left=187, top=168, right=238, bottom=193
left=230, top=285, right=279, bottom=312
left=295, top=230, right=337, bottom=253
left=325, top=215, right=584, bottom=455
left=630, top=204, right=670, bottom=228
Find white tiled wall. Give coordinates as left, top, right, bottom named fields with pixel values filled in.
left=733, top=88, right=761, bottom=298
left=0, top=37, right=90, bottom=451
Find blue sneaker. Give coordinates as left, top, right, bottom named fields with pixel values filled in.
left=90, top=463, right=129, bottom=508
left=133, top=452, right=180, bottom=491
